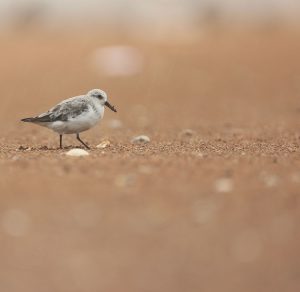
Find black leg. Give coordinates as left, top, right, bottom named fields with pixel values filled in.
left=59, top=134, right=63, bottom=149
left=76, top=133, right=90, bottom=149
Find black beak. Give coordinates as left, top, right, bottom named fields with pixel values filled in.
left=105, top=101, right=117, bottom=112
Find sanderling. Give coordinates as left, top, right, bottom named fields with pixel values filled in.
left=21, top=89, right=117, bottom=149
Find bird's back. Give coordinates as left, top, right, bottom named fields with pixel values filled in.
left=22, top=95, right=89, bottom=123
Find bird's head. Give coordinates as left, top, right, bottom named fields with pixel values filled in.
left=87, top=89, right=117, bottom=112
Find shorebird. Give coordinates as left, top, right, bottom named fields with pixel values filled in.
left=21, top=89, right=117, bottom=149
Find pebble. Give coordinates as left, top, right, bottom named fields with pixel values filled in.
left=96, top=140, right=111, bottom=149
left=18, top=146, right=29, bottom=151
left=131, top=135, right=150, bottom=144
left=214, top=178, right=233, bottom=193
left=66, top=149, right=89, bottom=157
left=192, top=151, right=205, bottom=158
left=261, top=173, right=279, bottom=188
left=180, top=129, right=196, bottom=137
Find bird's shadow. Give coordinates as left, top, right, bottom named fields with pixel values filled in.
left=40, top=145, right=90, bottom=151
left=18, top=145, right=90, bottom=151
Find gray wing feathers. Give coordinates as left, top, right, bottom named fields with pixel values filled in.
left=26, top=96, right=89, bottom=123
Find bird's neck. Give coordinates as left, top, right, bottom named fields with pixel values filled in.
left=90, top=98, right=104, bottom=116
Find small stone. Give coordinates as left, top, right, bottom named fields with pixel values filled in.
left=180, top=129, right=196, bottom=137
left=18, top=146, right=29, bottom=151
left=66, top=149, right=89, bottom=157
left=131, top=135, right=150, bottom=144
left=261, top=173, right=279, bottom=188
left=214, top=178, right=233, bottom=193
left=96, top=140, right=111, bottom=149
left=193, top=151, right=205, bottom=158
left=39, top=146, right=49, bottom=150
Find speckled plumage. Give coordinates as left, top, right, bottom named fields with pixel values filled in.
left=21, top=89, right=117, bottom=149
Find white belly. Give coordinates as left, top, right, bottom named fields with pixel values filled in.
left=46, top=108, right=103, bottom=134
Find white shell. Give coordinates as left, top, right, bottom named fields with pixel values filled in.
left=65, top=149, right=90, bottom=157
left=131, top=135, right=150, bottom=144
left=96, top=140, right=111, bottom=149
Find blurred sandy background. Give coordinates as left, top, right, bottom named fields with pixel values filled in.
left=0, top=1, right=300, bottom=291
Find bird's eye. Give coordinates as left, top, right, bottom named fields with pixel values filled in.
left=97, top=95, right=103, bottom=100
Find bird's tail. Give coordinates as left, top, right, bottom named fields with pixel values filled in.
left=21, top=117, right=36, bottom=122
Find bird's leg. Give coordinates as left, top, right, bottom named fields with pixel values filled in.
left=59, top=134, right=63, bottom=149
left=76, top=133, right=90, bottom=149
